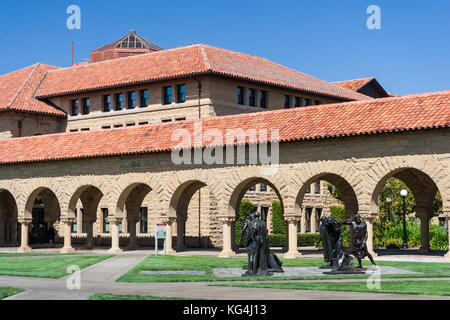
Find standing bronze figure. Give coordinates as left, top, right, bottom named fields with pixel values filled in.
left=343, top=213, right=376, bottom=268
left=241, top=212, right=280, bottom=276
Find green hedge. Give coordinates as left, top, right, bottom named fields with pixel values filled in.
left=268, top=233, right=320, bottom=247
left=235, top=201, right=255, bottom=247
left=330, top=206, right=345, bottom=221
left=271, top=201, right=285, bottom=235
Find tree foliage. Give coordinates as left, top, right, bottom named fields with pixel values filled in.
left=271, top=201, right=285, bottom=234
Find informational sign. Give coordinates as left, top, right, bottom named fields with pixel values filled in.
left=155, top=224, right=167, bottom=255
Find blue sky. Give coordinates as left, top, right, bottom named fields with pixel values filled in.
left=0, top=0, right=448, bottom=95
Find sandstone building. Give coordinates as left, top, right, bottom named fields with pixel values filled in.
left=0, top=31, right=446, bottom=259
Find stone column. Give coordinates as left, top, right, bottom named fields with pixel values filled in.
left=418, top=215, right=431, bottom=254
left=109, top=217, right=123, bottom=253
left=61, top=218, right=75, bottom=253
left=175, top=218, right=186, bottom=250
left=127, top=218, right=138, bottom=249
left=17, top=218, right=32, bottom=253
left=284, top=217, right=301, bottom=258
left=300, top=208, right=307, bottom=234
left=162, top=217, right=176, bottom=254
left=85, top=220, right=94, bottom=249
left=218, top=217, right=235, bottom=257
left=365, top=216, right=377, bottom=257
left=310, top=209, right=318, bottom=233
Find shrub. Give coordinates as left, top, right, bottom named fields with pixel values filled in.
left=298, top=233, right=320, bottom=247
left=385, top=238, right=402, bottom=249
left=235, top=201, right=255, bottom=247
left=269, top=234, right=285, bottom=247
left=271, top=201, right=286, bottom=235
left=430, top=225, right=449, bottom=250
left=330, top=206, right=345, bottom=221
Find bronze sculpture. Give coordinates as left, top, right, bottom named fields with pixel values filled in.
left=241, top=212, right=282, bottom=276
left=343, top=213, right=376, bottom=269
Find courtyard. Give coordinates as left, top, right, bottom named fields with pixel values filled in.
left=1, top=248, right=449, bottom=300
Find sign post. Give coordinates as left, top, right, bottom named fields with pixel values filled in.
left=155, top=224, right=167, bottom=255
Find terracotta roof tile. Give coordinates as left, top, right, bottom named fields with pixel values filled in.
left=0, top=64, right=66, bottom=117
left=0, top=90, right=447, bottom=165
left=333, top=77, right=375, bottom=92
left=36, top=44, right=371, bottom=101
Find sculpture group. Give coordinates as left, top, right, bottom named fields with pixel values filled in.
left=319, top=213, right=376, bottom=274
left=240, top=212, right=283, bottom=276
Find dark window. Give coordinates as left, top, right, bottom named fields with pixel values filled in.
left=306, top=184, right=311, bottom=194
left=126, top=123, right=135, bottom=127
left=294, top=97, right=301, bottom=108
left=175, top=117, right=186, bottom=121
left=261, top=207, right=269, bottom=222
left=237, top=87, right=244, bottom=105
left=249, top=185, right=256, bottom=191
left=71, top=209, right=77, bottom=233
left=102, top=126, right=111, bottom=130
left=314, top=100, right=321, bottom=105
left=162, top=119, right=172, bottom=123
left=260, top=184, right=267, bottom=192
left=163, top=86, right=172, bottom=105
left=81, top=209, right=86, bottom=233
left=139, top=122, right=148, bottom=126
left=177, top=84, right=186, bottom=103
left=116, top=93, right=124, bottom=110
left=306, top=208, right=312, bottom=233
left=81, top=128, right=90, bottom=131
left=260, top=91, right=267, bottom=108
left=103, top=95, right=111, bottom=112
left=102, top=208, right=109, bottom=233
left=82, top=98, right=90, bottom=115
left=71, top=100, right=79, bottom=116
left=284, top=95, right=291, bottom=109
left=304, top=98, right=311, bottom=107
left=140, top=207, right=148, bottom=234
left=315, top=181, right=321, bottom=194
left=70, top=129, right=78, bottom=132
left=127, top=91, right=136, bottom=109
left=140, top=90, right=148, bottom=107
left=114, top=124, right=123, bottom=128
left=248, top=88, right=256, bottom=106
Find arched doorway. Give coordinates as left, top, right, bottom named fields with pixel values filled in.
left=0, top=190, right=18, bottom=247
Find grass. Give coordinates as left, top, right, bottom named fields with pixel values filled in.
left=214, top=280, right=450, bottom=297
left=0, top=255, right=114, bottom=278
left=0, top=252, right=84, bottom=257
left=118, top=255, right=450, bottom=283
left=0, top=287, right=24, bottom=299
left=117, top=254, right=450, bottom=283
left=88, top=293, right=205, bottom=300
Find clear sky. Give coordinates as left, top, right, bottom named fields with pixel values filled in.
left=0, top=0, right=448, bottom=95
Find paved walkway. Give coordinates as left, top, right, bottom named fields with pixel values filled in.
left=0, top=251, right=449, bottom=300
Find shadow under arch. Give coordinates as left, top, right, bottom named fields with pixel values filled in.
left=0, top=189, right=19, bottom=246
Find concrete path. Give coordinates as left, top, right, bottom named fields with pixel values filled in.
left=0, top=252, right=449, bottom=300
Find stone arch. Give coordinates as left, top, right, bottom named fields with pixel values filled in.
left=24, top=187, right=61, bottom=222
left=367, top=157, right=450, bottom=216
left=115, top=183, right=152, bottom=219
left=294, top=172, right=359, bottom=219
left=68, top=185, right=104, bottom=220
left=370, top=167, right=441, bottom=218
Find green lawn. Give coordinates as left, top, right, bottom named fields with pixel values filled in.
left=0, top=252, right=83, bottom=257
left=0, top=255, right=114, bottom=278
left=215, top=280, right=450, bottom=297
left=117, top=255, right=450, bottom=283
left=89, top=293, right=204, bottom=300
left=0, top=287, right=24, bottom=299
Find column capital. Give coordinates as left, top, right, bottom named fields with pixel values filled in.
left=285, top=216, right=301, bottom=223
left=60, top=217, right=75, bottom=224
left=18, top=218, right=32, bottom=225
left=162, top=217, right=177, bottom=225
left=219, top=216, right=235, bottom=224
left=109, top=217, right=123, bottom=225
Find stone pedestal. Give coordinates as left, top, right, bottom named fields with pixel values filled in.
left=17, top=218, right=32, bottom=253
left=284, top=217, right=301, bottom=259
left=218, top=217, right=235, bottom=257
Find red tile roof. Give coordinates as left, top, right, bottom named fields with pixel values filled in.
left=0, top=64, right=66, bottom=117
left=36, top=44, right=370, bottom=101
left=0, top=90, right=447, bottom=165
left=333, top=77, right=375, bottom=92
